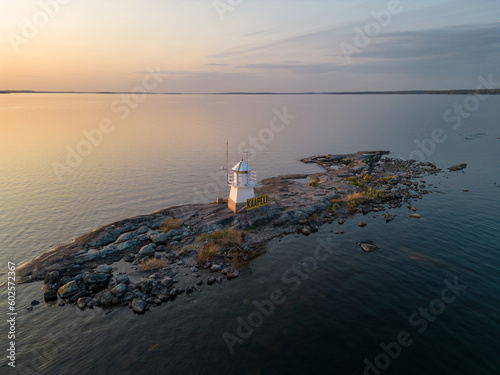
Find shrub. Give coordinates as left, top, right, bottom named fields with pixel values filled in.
left=308, top=179, right=317, bottom=187
left=139, top=258, right=167, bottom=271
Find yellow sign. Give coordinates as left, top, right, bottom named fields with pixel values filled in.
left=246, top=194, right=268, bottom=210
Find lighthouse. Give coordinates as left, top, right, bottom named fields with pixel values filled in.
left=227, top=158, right=257, bottom=213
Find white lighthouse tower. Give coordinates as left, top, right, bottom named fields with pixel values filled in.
left=227, top=158, right=257, bottom=213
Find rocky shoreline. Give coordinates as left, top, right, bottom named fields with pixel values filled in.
left=19, top=151, right=446, bottom=314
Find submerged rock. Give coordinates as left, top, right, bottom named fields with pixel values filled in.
left=358, top=240, right=379, bottom=252
left=447, top=163, right=467, bottom=172
left=131, top=299, right=147, bottom=314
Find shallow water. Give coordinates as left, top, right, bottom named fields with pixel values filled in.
left=1, top=94, right=499, bottom=374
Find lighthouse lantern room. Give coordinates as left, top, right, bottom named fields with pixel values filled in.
left=227, top=159, right=257, bottom=213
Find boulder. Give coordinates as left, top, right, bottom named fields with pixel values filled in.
left=359, top=241, right=379, bottom=252
left=138, top=244, right=155, bottom=259
left=100, top=291, right=114, bottom=307
left=77, top=297, right=92, bottom=309
left=225, top=267, right=240, bottom=280
left=207, top=276, right=216, bottom=285
left=43, top=289, right=58, bottom=302
left=408, top=214, right=422, bottom=219
left=447, top=163, right=467, bottom=172
left=57, top=281, right=80, bottom=298
left=95, top=264, right=112, bottom=273
left=151, top=232, right=168, bottom=244
left=116, top=274, right=130, bottom=285
left=82, top=272, right=111, bottom=285
left=111, top=283, right=127, bottom=298
left=44, top=271, right=60, bottom=284
left=132, top=299, right=147, bottom=314
left=117, top=239, right=138, bottom=251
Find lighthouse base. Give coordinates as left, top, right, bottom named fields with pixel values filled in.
left=228, top=198, right=247, bottom=213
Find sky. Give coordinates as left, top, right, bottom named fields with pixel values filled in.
left=0, top=0, right=499, bottom=92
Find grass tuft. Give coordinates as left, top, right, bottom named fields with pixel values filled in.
left=139, top=258, right=167, bottom=271
left=160, top=218, right=183, bottom=233
left=196, top=243, right=218, bottom=263
left=199, top=229, right=242, bottom=246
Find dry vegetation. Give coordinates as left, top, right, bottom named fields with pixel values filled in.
left=196, top=243, right=218, bottom=263
left=139, top=258, right=167, bottom=271
left=199, top=229, right=242, bottom=247
left=160, top=217, right=183, bottom=233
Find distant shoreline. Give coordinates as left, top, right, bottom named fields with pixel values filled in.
left=2, top=89, right=500, bottom=95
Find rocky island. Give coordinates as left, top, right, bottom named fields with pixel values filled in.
left=18, top=151, right=443, bottom=314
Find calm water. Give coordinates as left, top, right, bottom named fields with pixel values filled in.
left=1, top=94, right=499, bottom=375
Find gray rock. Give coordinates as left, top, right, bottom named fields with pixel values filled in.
left=57, top=281, right=80, bottom=298
left=116, top=274, right=130, bottom=285
left=111, top=283, right=127, bottom=298
left=226, top=267, right=240, bottom=280
left=131, top=299, right=147, bottom=314
left=448, top=163, right=467, bottom=172
left=77, top=297, right=92, bottom=309
left=44, top=271, right=60, bottom=284
left=117, top=239, right=138, bottom=251
left=151, top=232, right=168, bottom=244
left=95, top=264, right=112, bottom=273
left=60, top=275, right=73, bottom=285
left=100, top=291, right=114, bottom=307
left=44, top=289, right=58, bottom=302
left=211, top=264, right=222, bottom=272
left=82, top=272, right=111, bottom=285
left=123, top=253, right=135, bottom=262
left=137, top=234, right=149, bottom=241
left=408, top=214, right=422, bottom=219
left=359, top=241, right=379, bottom=252
left=358, top=221, right=367, bottom=227
left=138, top=244, right=156, bottom=259
left=88, top=227, right=123, bottom=247
left=115, top=232, right=135, bottom=243
left=207, top=276, right=216, bottom=285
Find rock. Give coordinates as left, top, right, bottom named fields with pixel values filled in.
left=447, top=163, right=467, bottom=172
left=338, top=218, right=344, bottom=225
left=462, top=189, right=469, bottom=192
left=77, top=297, right=92, bottom=309
left=411, top=207, right=417, bottom=212
left=123, top=253, right=135, bottom=262
left=358, top=221, right=367, bottom=227
left=207, top=276, right=216, bottom=285
left=100, top=291, right=114, bottom=307
left=111, top=283, right=127, bottom=298
left=299, top=226, right=311, bottom=236
left=44, top=271, right=60, bottom=284
left=226, top=267, right=240, bottom=280
left=131, top=299, right=147, bottom=314
left=115, top=231, right=135, bottom=243
left=117, top=239, right=139, bottom=251
left=57, top=281, right=80, bottom=298
left=60, top=275, right=73, bottom=285
left=408, top=214, right=422, bottom=219
left=44, top=289, right=58, bottom=302
left=190, top=267, right=199, bottom=273
left=161, top=277, right=173, bottom=288
left=95, top=264, right=112, bottom=273
left=69, top=290, right=91, bottom=302
left=82, top=272, right=111, bottom=285
left=142, top=279, right=154, bottom=295
left=31, top=300, right=40, bottom=306
left=151, top=232, right=168, bottom=244
left=116, top=274, right=130, bottom=285
left=211, top=264, right=222, bottom=272
left=169, top=289, right=178, bottom=301
left=359, top=241, right=379, bottom=252
left=138, top=244, right=155, bottom=259
left=196, top=280, right=203, bottom=286
left=186, top=286, right=196, bottom=294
